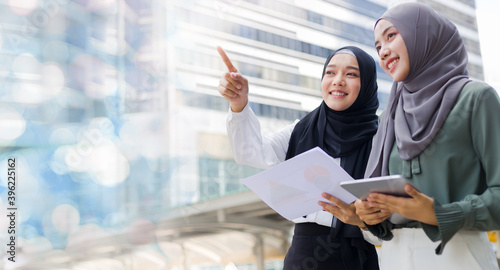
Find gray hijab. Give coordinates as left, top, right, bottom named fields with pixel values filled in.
left=365, top=2, right=470, bottom=177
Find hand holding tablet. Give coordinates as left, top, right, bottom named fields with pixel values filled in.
left=341, top=175, right=418, bottom=224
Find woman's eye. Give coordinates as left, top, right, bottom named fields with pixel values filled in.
left=388, top=33, right=396, bottom=40
left=326, top=71, right=334, bottom=75
left=347, top=73, right=359, bottom=77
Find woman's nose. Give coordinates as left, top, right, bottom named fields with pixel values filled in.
left=379, top=46, right=389, bottom=59
left=332, top=75, right=344, bottom=86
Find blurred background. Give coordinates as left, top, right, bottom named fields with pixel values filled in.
left=0, top=0, right=498, bottom=269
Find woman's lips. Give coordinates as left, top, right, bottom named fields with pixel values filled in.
left=329, top=90, right=347, bottom=97
left=387, top=57, right=399, bottom=73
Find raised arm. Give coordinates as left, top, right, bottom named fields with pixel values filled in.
left=217, top=46, right=249, bottom=113
left=217, top=46, right=295, bottom=169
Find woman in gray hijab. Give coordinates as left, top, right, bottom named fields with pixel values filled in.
left=355, top=2, right=500, bottom=269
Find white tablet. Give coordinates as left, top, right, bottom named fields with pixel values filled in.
left=340, top=175, right=414, bottom=200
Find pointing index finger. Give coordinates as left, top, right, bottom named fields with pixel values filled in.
left=217, top=46, right=238, bottom=73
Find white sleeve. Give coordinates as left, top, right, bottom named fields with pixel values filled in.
left=292, top=211, right=335, bottom=227
left=226, top=104, right=296, bottom=169
left=361, top=229, right=383, bottom=245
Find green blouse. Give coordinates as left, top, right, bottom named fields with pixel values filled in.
left=368, top=81, right=500, bottom=254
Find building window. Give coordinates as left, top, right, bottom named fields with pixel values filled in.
left=198, top=157, right=262, bottom=200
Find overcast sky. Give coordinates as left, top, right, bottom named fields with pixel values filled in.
left=476, top=0, right=500, bottom=91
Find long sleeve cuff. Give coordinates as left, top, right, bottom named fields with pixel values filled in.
left=227, top=103, right=251, bottom=121
left=364, top=220, right=394, bottom=241
left=422, top=200, right=465, bottom=254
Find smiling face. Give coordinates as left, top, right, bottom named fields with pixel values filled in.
left=321, top=53, right=361, bottom=111
left=374, top=19, right=410, bottom=82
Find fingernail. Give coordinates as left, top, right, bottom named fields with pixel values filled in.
left=237, top=84, right=242, bottom=89
left=231, top=73, right=237, bottom=78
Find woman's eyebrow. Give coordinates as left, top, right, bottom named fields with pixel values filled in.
left=327, top=64, right=359, bottom=71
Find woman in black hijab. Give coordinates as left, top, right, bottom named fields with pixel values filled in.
left=218, top=46, right=379, bottom=269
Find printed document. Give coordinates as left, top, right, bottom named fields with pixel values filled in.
left=240, top=147, right=357, bottom=220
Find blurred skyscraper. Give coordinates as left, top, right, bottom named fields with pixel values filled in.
left=0, top=0, right=486, bottom=269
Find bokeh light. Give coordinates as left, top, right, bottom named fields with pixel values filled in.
left=65, top=138, right=130, bottom=186
left=8, top=0, right=37, bottom=15
left=51, top=204, right=80, bottom=234
left=49, top=146, right=72, bottom=175
left=88, top=140, right=130, bottom=186
left=12, top=53, right=40, bottom=77
left=41, top=62, right=65, bottom=96
left=0, top=107, right=26, bottom=143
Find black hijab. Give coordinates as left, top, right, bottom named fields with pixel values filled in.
left=286, top=46, right=379, bottom=180
left=284, top=46, right=380, bottom=269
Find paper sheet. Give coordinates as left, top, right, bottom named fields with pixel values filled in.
left=240, top=147, right=357, bottom=220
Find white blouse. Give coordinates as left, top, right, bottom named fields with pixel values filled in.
left=226, top=104, right=382, bottom=245
left=226, top=104, right=335, bottom=227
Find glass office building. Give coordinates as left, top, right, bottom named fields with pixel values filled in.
left=0, top=0, right=489, bottom=269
